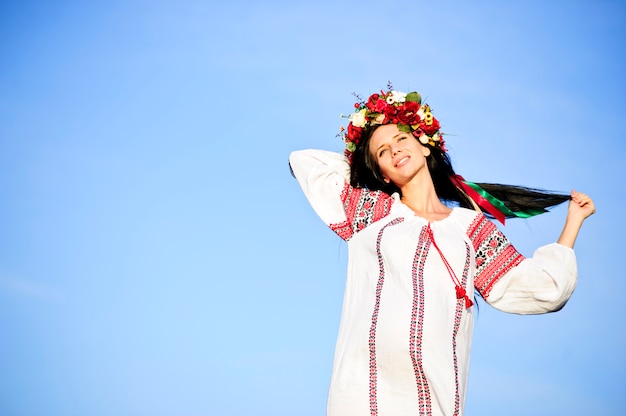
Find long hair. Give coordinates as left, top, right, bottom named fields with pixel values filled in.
left=349, top=125, right=570, bottom=219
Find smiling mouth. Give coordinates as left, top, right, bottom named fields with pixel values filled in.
left=395, top=156, right=410, bottom=168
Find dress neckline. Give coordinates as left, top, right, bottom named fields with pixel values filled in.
left=392, top=193, right=458, bottom=224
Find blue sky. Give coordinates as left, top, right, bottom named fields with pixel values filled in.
left=0, top=1, right=624, bottom=415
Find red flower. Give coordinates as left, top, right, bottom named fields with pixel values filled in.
left=383, top=105, right=398, bottom=124
left=346, top=123, right=363, bottom=141
left=420, top=117, right=440, bottom=135
left=374, top=99, right=387, bottom=112
left=396, top=101, right=421, bottom=125
left=366, top=94, right=380, bottom=111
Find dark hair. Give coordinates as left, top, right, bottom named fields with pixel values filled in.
left=349, top=125, right=569, bottom=219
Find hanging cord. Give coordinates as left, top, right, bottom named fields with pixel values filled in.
left=426, top=223, right=473, bottom=309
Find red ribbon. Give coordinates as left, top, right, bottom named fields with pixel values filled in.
left=451, top=175, right=506, bottom=225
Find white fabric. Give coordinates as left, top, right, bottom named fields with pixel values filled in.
left=290, top=149, right=577, bottom=416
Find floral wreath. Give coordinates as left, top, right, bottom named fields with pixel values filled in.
left=340, top=83, right=445, bottom=162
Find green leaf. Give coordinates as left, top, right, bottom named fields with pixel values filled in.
left=406, top=92, right=422, bottom=104
left=397, top=124, right=411, bottom=133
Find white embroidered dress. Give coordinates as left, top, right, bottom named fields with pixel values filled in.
left=290, top=149, right=577, bottom=416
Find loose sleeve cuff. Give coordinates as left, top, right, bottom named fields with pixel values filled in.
left=485, top=243, right=578, bottom=314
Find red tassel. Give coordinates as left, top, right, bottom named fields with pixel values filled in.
left=455, top=285, right=474, bottom=309
left=455, top=285, right=466, bottom=300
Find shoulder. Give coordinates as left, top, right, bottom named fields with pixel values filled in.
left=447, top=207, right=485, bottom=231
left=451, top=208, right=507, bottom=249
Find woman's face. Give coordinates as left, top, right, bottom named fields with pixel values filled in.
left=368, top=124, right=431, bottom=188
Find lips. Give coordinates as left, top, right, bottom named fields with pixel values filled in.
left=394, top=156, right=410, bottom=168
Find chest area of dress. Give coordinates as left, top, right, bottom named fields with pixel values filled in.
left=370, top=217, right=471, bottom=254
left=352, top=215, right=476, bottom=320
left=363, top=216, right=474, bottom=277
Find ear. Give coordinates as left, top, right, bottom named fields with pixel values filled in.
left=422, top=146, right=431, bottom=157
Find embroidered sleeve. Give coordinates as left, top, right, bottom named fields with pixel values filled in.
left=329, top=184, right=394, bottom=240
left=289, top=149, right=393, bottom=241
left=485, top=243, right=577, bottom=314
left=467, top=214, right=525, bottom=298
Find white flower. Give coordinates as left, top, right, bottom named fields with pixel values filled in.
left=432, top=132, right=441, bottom=142
left=386, top=90, right=407, bottom=105
left=349, top=108, right=368, bottom=128
left=418, top=134, right=429, bottom=144
left=393, top=90, right=407, bottom=102
left=372, top=113, right=385, bottom=125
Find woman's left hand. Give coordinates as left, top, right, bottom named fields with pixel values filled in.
left=568, top=190, right=596, bottom=223
left=558, top=190, right=595, bottom=248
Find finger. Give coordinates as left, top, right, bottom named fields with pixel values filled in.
left=570, top=190, right=590, bottom=205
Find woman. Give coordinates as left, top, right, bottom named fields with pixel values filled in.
left=289, top=86, right=595, bottom=416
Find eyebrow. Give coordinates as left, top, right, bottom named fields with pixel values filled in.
left=375, top=133, right=404, bottom=153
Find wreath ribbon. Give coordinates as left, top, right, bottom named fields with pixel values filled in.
left=451, top=175, right=545, bottom=225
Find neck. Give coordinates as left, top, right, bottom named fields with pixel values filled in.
left=399, top=173, right=451, bottom=220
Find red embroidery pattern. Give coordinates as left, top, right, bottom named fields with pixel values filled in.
left=369, top=217, right=404, bottom=416
left=467, top=215, right=525, bottom=298
left=411, top=231, right=471, bottom=416
left=409, top=226, right=432, bottom=415
left=451, top=243, right=471, bottom=416
left=329, top=184, right=394, bottom=241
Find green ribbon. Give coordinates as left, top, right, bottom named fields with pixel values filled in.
left=463, top=181, right=545, bottom=219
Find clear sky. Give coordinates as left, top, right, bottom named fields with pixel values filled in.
left=0, top=1, right=624, bottom=415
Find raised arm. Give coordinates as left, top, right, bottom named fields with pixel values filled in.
left=557, top=190, right=596, bottom=248
left=477, top=191, right=595, bottom=314
left=289, top=149, right=395, bottom=241
left=289, top=149, right=351, bottom=228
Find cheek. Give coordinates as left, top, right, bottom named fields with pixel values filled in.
left=377, top=159, right=393, bottom=179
